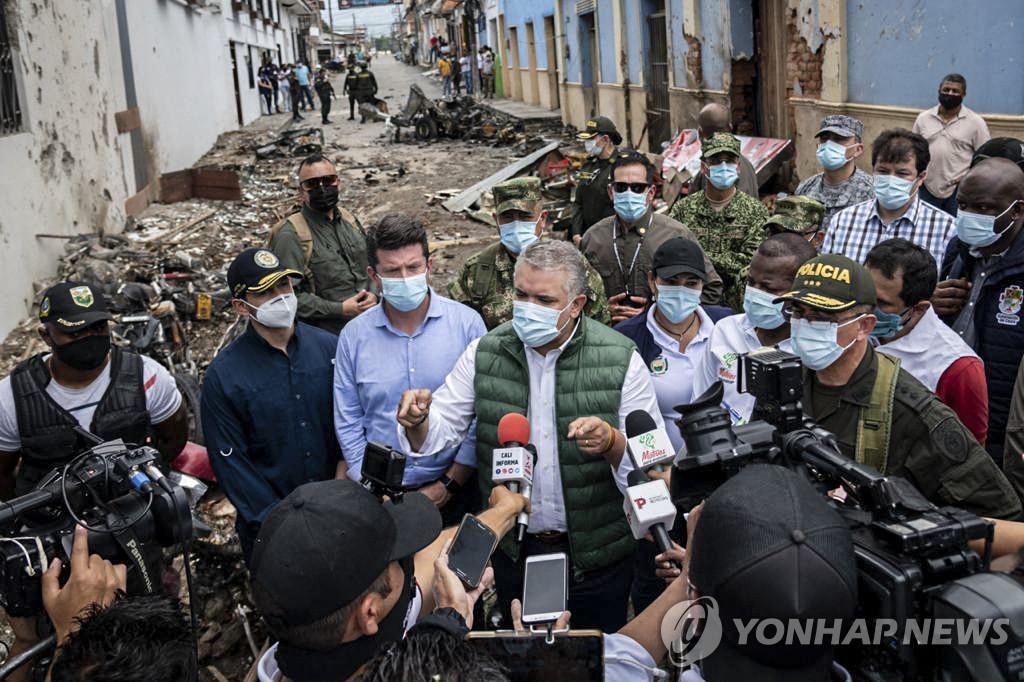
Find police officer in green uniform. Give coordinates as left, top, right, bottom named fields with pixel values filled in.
left=269, top=154, right=376, bottom=334
left=449, top=177, right=610, bottom=329
left=343, top=66, right=358, bottom=120
left=775, top=253, right=1020, bottom=519
left=670, top=132, right=770, bottom=311
left=766, top=195, right=827, bottom=250
left=569, top=116, right=622, bottom=244
left=354, top=62, right=378, bottom=123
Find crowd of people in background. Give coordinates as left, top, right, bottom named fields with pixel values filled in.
left=6, top=64, right=1024, bottom=681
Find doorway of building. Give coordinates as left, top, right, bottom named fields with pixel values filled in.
left=525, top=21, right=539, bottom=105
left=543, top=14, right=560, bottom=110
left=508, top=25, right=521, bottom=100
left=754, top=0, right=789, bottom=139
left=644, top=5, right=670, bottom=152
left=229, top=41, right=243, bottom=126
left=578, top=11, right=597, bottom=117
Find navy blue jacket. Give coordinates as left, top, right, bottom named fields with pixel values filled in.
left=940, top=234, right=1024, bottom=462
left=614, top=305, right=734, bottom=366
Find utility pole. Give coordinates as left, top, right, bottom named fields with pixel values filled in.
left=467, top=0, right=479, bottom=98
left=327, top=0, right=335, bottom=59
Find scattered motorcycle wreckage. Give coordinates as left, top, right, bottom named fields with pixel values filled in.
left=387, top=84, right=526, bottom=145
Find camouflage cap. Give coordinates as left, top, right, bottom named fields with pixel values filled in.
left=774, top=254, right=877, bottom=312
left=815, top=114, right=864, bottom=140
left=766, top=195, right=826, bottom=234
left=701, top=132, right=741, bottom=159
left=493, top=177, right=543, bottom=215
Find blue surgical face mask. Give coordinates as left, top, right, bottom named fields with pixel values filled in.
left=955, top=202, right=1020, bottom=248
left=790, top=315, right=863, bottom=370
left=707, top=162, right=739, bottom=190
left=380, top=273, right=428, bottom=312
left=499, top=220, right=539, bottom=254
left=655, top=284, right=702, bottom=324
left=612, top=190, right=650, bottom=222
left=873, top=174, right=917, bottom=211
left=816, top=140, right=850, bottom=172
left=743, top=286, right=786, bottom=330
left=870, top=307, right=910, bottom=339
left=512, top=300, right=573, bottom=348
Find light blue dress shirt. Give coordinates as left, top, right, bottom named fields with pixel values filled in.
left=334, top=290, right=486, bottom=486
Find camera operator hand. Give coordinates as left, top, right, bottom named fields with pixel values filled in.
left=509, top=599, right=571, bottom=631
left=433, top=540, right=493, bottom=629
left=42, top=525, right=127, bottom=645
left=655, top=502, right=703, bottom=584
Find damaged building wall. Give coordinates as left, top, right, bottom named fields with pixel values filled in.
left=0, top=0, right=131, bottom=340
left=498, top=0, right=556, bottom=110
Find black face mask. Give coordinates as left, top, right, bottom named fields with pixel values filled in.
left=939, top=93, right=963, bottom=110
left=307, top=185, right=340, bottom=214
left=277, top=557, right=415, bottom=682
left=50, top=334, right=111, bottom=371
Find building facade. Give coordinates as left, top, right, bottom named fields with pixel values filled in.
left=494, top=0, right=1023, bottom=177
left=0, top=0, right=318, bottom=340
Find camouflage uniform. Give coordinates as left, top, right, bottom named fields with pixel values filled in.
left=449, top=177, right=610, bottom=329
left=766, top=195, right=826, bottom=236
left=669, top=133, right=769, bottom=311
left=795, top=115, right=874, bottom=227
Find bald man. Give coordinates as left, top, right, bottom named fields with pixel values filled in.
left=688, top=103, right=760, bottom=197
left=935, top=158, right=1024, bottom=463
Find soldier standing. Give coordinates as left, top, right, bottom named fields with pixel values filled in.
left=449, top=178, right=610, bottom=329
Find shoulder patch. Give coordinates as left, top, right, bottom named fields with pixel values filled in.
left=930, top=416, right=970, bottom=464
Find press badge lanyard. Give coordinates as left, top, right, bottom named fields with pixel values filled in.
left=612, top=214, right=653, bottom=295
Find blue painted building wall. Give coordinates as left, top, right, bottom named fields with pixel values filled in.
left=847, top=0, right=1023, bottom=114
left=595, top=0, right=616, bottom=82
left=498, top=0, right=556, bottom=71
left=698, top=0, right=729, bottom=91
left=729, top=0, right=755, bottom=59
left=668, top=3, right=687, bottom=87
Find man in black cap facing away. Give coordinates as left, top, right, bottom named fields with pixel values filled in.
left=606, top=465, right=858, bottom=681
left=775, top=254, right=1019, bottom=519
left=570, top=116, right=623, bottom=244
left=251, top=479, right=528, bottom=682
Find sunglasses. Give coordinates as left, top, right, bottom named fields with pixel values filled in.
left=612, top=182, right=650, bottom=194
left=300, top=174, right=340, bottom=191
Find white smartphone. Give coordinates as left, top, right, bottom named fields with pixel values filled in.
left=521, top=552, right=568, bottom=625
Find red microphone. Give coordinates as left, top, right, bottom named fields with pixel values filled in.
left=497, top=413, right=531, bottom=448
left=493, top=413, right=534, bottom=542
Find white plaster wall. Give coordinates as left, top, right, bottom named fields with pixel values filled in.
left=0, top=0, right=131, bottom=340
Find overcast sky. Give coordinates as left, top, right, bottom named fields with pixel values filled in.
left=320, top=5, right=402, bottom=38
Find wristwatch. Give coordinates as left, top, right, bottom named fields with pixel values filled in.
left=439, top=474, right=461, bottom=494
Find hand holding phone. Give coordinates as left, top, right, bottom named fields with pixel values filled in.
left=521, top=552, right=568, bottom=625
left=447, top=514, right=498, bottom=589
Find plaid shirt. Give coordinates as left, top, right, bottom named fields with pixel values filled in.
left=822, top=196, right=955, bottom=266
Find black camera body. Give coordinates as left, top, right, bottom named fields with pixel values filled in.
left=362, top=442, right=407, bottom=501
left=0, top=439, right=193, bottom=617
left=671, top=348, right=1024, bottom=680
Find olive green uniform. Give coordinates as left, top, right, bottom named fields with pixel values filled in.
left=269, top=205, right=371, bottom=335
left=570, top=152, right=617, bottom=239
left=448, top=241, right=610, bottom=330
left=1000, top=358, right=1024, bottom=506
left=804, top=345, right=1021, bottom=519
left=580, top=211, right=724, bottom=306
left=669, top=189, right=769, bottom=311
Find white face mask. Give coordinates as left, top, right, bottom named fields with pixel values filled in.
left=584, top=138, right=602, bottom=156
left=244, top=293, right=297, bottom=329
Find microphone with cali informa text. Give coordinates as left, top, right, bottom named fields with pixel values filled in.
left=491, top=413, right=536, bottom=543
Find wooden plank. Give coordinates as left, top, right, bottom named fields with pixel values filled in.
left=159, top=170, right=194, bottom=203
left=124, top=183, right=152, bottom=217
left=442, top=141, right=561, bottom=214
left=194, top=185, right=242, bottom=201
left=193, top=168, right=241, bottom=189
left=138, top=209, right=217, bottom=244
left=114, top=107, right=141, bottom=134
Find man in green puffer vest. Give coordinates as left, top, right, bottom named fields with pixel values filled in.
left=396, top=240, right=664, bottom=632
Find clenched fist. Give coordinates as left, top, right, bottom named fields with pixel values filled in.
left=397, top=388, right=433, bottom=429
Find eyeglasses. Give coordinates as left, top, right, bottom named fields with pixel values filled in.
left=612, top=182, right=649, bottom=194
left=300, top=174, right=340, bottom=191
left=784, top=304, right=863, bottom=325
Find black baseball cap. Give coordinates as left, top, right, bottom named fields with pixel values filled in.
left=774, top=253, right=877, bottom=312
left=651, top=237, right=707, bottom=281
left=971, top=137, right=1024, bottom=172
left=38, top=281, right=113, bottom=331
left=250, top=480, right=441, bottom=628
left=576, top=116, right=620, bottom=141
left=690, top=465, right=857, bottom=681
left=226, top=247, right=303, bottom=299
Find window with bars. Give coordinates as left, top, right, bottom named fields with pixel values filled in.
left=1, top=3, right=23, bottom=136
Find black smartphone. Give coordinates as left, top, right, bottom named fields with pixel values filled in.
left=448, top=514, right=498, bottom=589
left=522, top=552, right=568, bottom=625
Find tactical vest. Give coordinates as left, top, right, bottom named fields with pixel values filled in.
left=10, top=348, right=150, bottom=492
left=473, top=318, right=637, bottom=576
left=267, top=208, right=363, bottom=296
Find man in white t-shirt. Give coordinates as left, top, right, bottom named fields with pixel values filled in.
left=0, top=281, right=186, bottom=682
left=0, top=282, right=186, bottom=499
left=695, top=234, right=818, bottom=423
